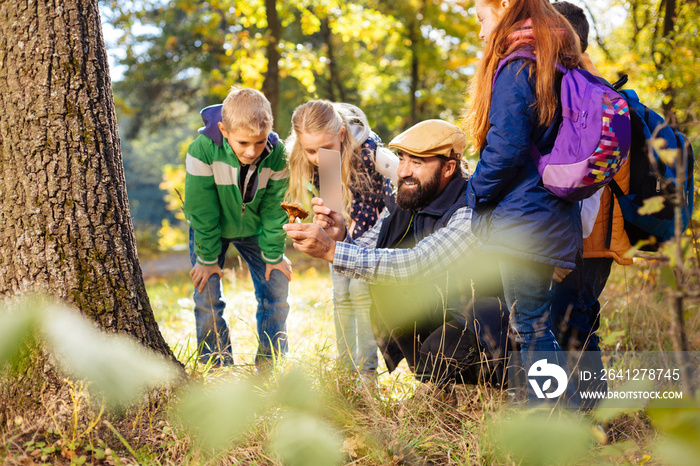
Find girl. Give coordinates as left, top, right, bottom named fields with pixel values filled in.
left=463, top=0, right=582, bottom=404
left=287, top=100, right=391, bottom=375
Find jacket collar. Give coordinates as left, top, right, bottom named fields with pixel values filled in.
left=416, top=175, right=468, bottom=217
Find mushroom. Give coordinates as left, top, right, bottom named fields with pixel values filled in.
left=281, top=202, right=309, bottom=223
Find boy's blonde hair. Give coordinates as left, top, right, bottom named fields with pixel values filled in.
left=221, top=87, right=273, bottom=134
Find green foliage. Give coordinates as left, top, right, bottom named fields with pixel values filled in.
left=0, top=297, right=178, bottom=409
left=488, top=409, right=595, bottom=465
left=175, top=367, right=344, bottom=463
left=104, top=0, right=480, bottom=140
left=42, top=304, right=179, bottom=409
left=638, top=195, right=666, bottom=216
left=175, top=378, right=265, bottom=451
left=592, top=379, right=654, bottom=423
left=269, top=411, right=343, bottom=466
left=648, top=397, right=700, bottom=466
left=0, top=300, right=37, bottom=367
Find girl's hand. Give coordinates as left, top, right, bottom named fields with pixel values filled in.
left=311, top=197, right=346, bottom=241
left=284, top=223, right=336, bottom=263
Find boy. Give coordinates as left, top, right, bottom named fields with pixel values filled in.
left=551, top=1, right=633, bottom=407
left=184, top=87, right=291, bottom=370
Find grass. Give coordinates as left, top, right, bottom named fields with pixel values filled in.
left=1, top=245, right=699, bottom=465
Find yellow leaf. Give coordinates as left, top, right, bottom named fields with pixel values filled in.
left=651, top=137, right=668, bottom=151
left=658, top=148, right=680, bottom=166
left=341, top=435, right=365, bottom=458
left=638, top=196, right=665, bottom=216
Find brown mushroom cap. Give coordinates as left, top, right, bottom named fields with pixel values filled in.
left=281, top=202, right=309, bottom=222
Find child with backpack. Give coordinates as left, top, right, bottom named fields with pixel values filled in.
left=550, top=1, right=694, bottom=408
left=548, top=1, right=629, bottom=407
left=286, top=100, right=392, bottom=375
left=184, top=87, right=291, bottom=371
left=463, top=0, right=584, bottom=404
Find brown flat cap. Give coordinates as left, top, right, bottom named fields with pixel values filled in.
left=388, top=119, right=466, bottom=159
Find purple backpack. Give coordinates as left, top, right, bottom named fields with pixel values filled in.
left=494, top=50, right=631, bottom=202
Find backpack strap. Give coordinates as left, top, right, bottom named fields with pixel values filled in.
left=606, top=180, right=625, bottom=249
left=493, top=48, right=567, bottom=87
left=611, top=74, right=629, bottom=91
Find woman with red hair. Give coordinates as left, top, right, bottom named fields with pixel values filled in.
left=463, top=0, right=583, bottom=405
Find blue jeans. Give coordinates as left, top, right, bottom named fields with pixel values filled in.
left=189, top=228, right=290, bottom=367
left=500, top=257, right=578, bottom=406
left=330, top=268, right=378, bottom=372
left=551, top=257, right=612, bottom=408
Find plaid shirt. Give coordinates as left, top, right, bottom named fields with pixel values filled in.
left=332, top=206, right=478, bottom=284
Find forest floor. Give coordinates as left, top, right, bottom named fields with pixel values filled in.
left=2, top=245, right=699, bottom=465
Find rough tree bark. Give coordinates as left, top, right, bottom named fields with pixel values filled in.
left=0, top=0, right=174, bottom=360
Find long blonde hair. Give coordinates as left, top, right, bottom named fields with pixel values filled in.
left=463, top=0, right=580, bottom=153
left=286, top=100, right=369, bottom=222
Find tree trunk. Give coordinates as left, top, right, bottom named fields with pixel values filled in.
left=263, top=0, right=280, bottom=129
left=660, top=0, right=678, bottom=126
left=321, top=16, right=346, bottom=103
left=409, top=19, right=420, bottom=126
left=0, top=0, right=174, bottom=360
left=408, top=1, right=425, bottom=127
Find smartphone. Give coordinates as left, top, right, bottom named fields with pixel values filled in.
left=318, top=148, right=343, bottom=214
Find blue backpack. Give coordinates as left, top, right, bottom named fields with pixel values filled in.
left=606, top=79, right=695, bottom=250
left=494, top=49, right=632, bottom=202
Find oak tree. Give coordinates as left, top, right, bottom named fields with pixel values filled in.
left=0, top=0, right=174, bottom=359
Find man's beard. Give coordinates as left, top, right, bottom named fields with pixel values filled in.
left=395, top=169, right=441, bottom=211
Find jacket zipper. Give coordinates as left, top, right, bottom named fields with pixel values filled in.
left=240, top=162, right=257, bottom=216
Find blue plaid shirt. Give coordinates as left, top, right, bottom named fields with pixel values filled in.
left=332, top=206, right=478, bottom=284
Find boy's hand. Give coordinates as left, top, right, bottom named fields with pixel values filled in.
left=311, top=197, right=346, bottom=242
left=284, top=223, right=336, bottom=263
left=266, top=255, right=292, bottom=281
left=190, top=263, right=223, bottom=292
left=552, top=267, right=572, bottom=283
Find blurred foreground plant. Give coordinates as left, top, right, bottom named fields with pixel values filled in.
left=0, top=295, right=179, bottom=410
left=174, top=367, right=343, bottom=465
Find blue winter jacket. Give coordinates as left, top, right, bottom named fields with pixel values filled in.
left=465, top=59, right=582, bottom=269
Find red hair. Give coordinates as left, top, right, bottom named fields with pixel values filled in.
left=463, top=0, right=581, bottom=153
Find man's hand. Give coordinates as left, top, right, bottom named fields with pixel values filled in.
left=266, top=255, right=292, bottom=281
left=284, top=222, right=336, bottom=262
left=553, top=267, right=573, bottom=283
left=190, top=263, right=223, bottom=292
left=311, top=197, right=346, bottom=242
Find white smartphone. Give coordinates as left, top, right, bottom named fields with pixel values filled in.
left=318, top=148, right=343, bottom=214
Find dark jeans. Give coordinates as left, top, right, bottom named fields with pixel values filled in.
left=415, top=297, right=510, bottom=387
left=500, top=257, right=578, bottom=406
left=550, top=257, right=612, bottom=408
left=189, top=228, right=290, bottom=367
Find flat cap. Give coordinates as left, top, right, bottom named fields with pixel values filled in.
left=388, top=119, right=466, bottom=159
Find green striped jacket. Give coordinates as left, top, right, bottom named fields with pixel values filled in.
left=184, top=132, right=289, bottom=265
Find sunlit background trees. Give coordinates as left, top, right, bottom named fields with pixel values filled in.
left=99, top=0, right=698, bottom=250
